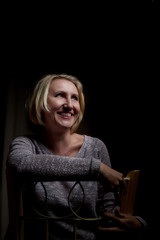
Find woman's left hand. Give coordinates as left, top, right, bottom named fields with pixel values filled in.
left=98, top=209, right=143, bottom=232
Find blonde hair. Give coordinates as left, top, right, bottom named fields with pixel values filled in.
left=28, top=74, right=85, bottom=133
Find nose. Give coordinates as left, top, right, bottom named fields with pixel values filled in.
left=63, top=98, right=72, bottom=110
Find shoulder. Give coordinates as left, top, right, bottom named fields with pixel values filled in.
left=73, top=134, right=105, bottom=147
left=9, top=135, right=46, bottom=155
left=10, top=135, right=38, bottom=147
left=84, top=135, right=110, bottom=163
left=84, top=135, right=106, bottom=148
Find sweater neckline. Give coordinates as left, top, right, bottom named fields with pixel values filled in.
left=39, top=135, right=87, bottom=157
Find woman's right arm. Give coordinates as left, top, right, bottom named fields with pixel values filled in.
left=7, top=136, right=125, bottom=189
left=7, top=136, right=101, bottom=181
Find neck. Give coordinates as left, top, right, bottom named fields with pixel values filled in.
left=44, top=129, right=72, bottom=153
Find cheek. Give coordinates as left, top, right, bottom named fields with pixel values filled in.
left=41, top=109, right=56, bottom=124
left=47, top=99, right=61, bottom=111
left=74, top=103, right=81, bottom=114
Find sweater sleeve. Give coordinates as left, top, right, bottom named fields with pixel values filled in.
left=6, top=136, right=101, bottom=181
left=94, top=138, right=116, bottom=214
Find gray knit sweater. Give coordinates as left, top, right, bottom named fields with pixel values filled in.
left=7, top=135, right=147, bottom=240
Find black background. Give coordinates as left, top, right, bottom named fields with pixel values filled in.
left=1, top=1, right=159, bottom=238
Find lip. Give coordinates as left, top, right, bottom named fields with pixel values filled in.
left=57, top=112, right=73, bottom=119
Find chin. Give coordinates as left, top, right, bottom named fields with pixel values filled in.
left=59, top=124, right=73, bottom=131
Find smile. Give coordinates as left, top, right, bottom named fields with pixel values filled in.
left=58, top=112, right=73, bottom=117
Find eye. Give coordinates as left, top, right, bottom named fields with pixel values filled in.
left=72, top=95, right=79, bottom=101
left=55, top=93, right=63, bottom=98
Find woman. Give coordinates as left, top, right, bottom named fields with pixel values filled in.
left=7, top=74, right=147, bottom=239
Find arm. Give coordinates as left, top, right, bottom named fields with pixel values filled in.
left=96, top=140, right=147, bottom=233
left=98, top=209, right=147, bottom=233
left=7, top=136, right=127, bottom=188
left=99, top=162, right=125, bottom=190
left=7, top=136, right=100, bottom=181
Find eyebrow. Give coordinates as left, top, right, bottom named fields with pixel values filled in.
left=50, top=90, right=78, bottom=98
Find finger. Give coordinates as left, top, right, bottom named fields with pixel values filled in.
left=102, top=211, right=121, bottom=221
left=117, top=211, right=128, bottom=218
left=98, top=226, right=129, bottom=232
left=120, top=176, right=127, bottom=190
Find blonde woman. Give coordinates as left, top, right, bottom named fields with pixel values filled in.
left=7, top=74, right=147, bottom=240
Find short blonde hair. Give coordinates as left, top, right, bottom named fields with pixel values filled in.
left=28, top=74, right=85, bottom=133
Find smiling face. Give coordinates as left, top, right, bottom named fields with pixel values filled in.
left=42, top=78, right=80, bottom=132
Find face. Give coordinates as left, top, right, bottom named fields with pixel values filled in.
left=42, top=78, right=80, bottom=132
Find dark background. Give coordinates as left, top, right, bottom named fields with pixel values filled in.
left=1, top=1, right=159, bottom=239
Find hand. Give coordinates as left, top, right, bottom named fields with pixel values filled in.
left=99, top=162, right=126, bottom=191
left=98, top=209, right=143, bottom=232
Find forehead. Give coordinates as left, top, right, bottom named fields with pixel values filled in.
left=49, top=78, right=78, bottom=93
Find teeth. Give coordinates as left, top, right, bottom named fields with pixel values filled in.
left=61, top=113, right=72, bottom=117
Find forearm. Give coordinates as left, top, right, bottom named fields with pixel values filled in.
left=7, top=153, right=100, bottom=181
left=7, top=136, right=101, bottom=181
